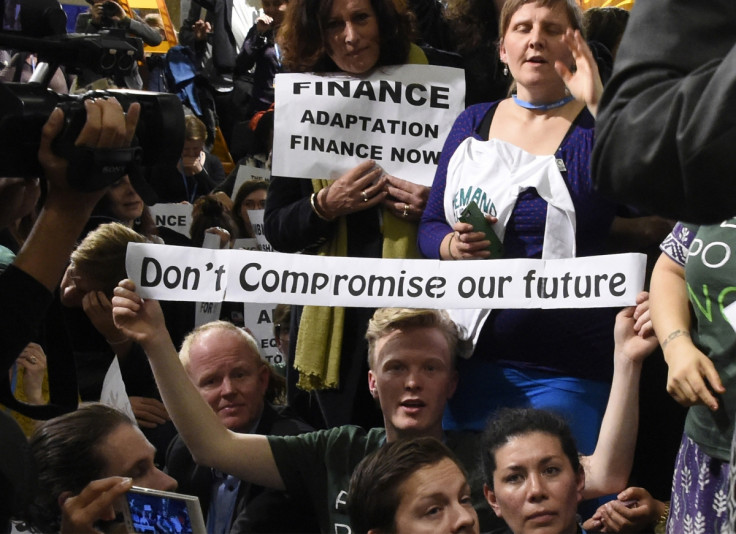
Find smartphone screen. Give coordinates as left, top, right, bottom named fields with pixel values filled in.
left=116, top=487, right=206, bottom=534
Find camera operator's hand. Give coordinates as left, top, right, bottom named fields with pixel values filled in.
left=14, top=98, right=140, bottom=293
left=39, top=98, right=140, bottom=210
left=192, top=19, right=211, bottom=41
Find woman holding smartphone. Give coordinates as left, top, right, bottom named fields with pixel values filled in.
left=418, top=0, right=620, bottom=455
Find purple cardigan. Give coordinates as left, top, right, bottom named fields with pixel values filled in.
left=419, top=101, right=618, bottom=381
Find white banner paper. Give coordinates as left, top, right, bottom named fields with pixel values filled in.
left=272, top=65, right=465, bottom=186
left=100, top=356, right=136, bottom=424
left=150, top=203, right=194, bottom=237
left=126, top=243, right=646, bottom=310
left=243, top=304, right=285, bottom=366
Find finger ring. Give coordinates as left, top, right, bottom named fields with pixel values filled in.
left=361, top=191, right=368, bottom=203
left=29, top=356, right=37, bottom=364
left=402, top=204, right=409, bottom=217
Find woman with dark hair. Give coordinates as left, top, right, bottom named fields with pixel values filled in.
left=481, top=408, right=585, bottom=534
left=190, top=195, right=238, bottom=248
left=90, top=175, right=160, bottom=241
left=232, top=179, right=269, bottom=239
left=24, top=403, right=176, bottom=534
left=264, top=0, right=432, bottom=428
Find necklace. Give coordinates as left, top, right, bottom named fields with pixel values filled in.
left=512, top=93, right=575, bottom=111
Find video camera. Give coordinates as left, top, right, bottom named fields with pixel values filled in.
left=0, top=0, right=184, bottom=202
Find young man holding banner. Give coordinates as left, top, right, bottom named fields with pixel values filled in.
left=112, top=279, right=655, bottom=533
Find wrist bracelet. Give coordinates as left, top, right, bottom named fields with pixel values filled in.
left=106, top=337, right=130, bottom=345
left=310, top=192, right=331, bottom=221
left=653, top=501, right=670, bottom=534
left=447, top=233, right=459, bottom=260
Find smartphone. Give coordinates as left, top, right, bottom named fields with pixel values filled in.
left=114, top=486, right=206, bottom=534
left=458, top=201, right=503, bottom=259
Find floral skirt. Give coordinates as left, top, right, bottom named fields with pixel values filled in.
left=667, top=433, right=729, bottom=534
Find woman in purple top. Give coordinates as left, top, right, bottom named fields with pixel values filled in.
left=418, top=0, right=618, bottom=454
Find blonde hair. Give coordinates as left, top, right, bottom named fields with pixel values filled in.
left=70, top=222, right=146, bottom=294
left=184, top=114, right=208, bottom=142
left=499, top=0, right=584, bottom=39
left=365, top=308, right=468, bottom=369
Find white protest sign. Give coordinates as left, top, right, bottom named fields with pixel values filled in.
left=232, top=165, right=271, bottom=201
left=194, top=232, right=225, bottom=327
left=243, top=304, right=285, bottom=366
left=126, top=243, right=227, bottom=302
left=126, top=243, right=646, bottom=310
left=100, top=356, right=136, bottom=424
left=233, top=238, right=259, bottom=250
left=272, top=65, right=465, bottom=186
left=249, top=210, right=272, bottom=252
left=149, top=203, right=194, bottom=237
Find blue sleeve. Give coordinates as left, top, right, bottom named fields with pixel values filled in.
left=418, top=104, right=490, bottom=258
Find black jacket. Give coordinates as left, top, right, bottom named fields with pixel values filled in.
left=165, top=403, right=319, bottom=533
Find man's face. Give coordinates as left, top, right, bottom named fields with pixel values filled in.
left=368, top=326, right=457, bottom=441
left=59, top=263, right=106, bottom=308
left=393, top=458, right=479, bottom=534
left=185, top=329, right=269, bottom=431
left=98, top=423, right=177, bottom=491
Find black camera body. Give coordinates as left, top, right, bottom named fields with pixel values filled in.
left=0, top=16, right=185, bottom=200
left=0, top=83, right=184, bottom=193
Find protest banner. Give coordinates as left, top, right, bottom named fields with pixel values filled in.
left=194, top=232, right=225, bottom=327
left=249, top=210, right=272, bottom=252
left=126, top=243, right=646, bottom=310
left=243, top=304, right=285, bottom=366
left=232, top=165, right=271, bottom=201
left=272, top=65, right=465, bottom=186
left=149, top=203, right=193, bottom=237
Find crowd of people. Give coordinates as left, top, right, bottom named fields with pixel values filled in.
left=1, top=0, right=734, bottom=533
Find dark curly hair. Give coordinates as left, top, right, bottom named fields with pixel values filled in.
left=277, top=0, right=414, bottom=73
left=190, top=195, right=237, bottom=247
left=481, top=407, right=581, bottom=490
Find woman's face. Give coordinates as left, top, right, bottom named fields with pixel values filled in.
left=499, top=2, right=574, bottom=94
left=106, top=175, right=144, bottom=224
left=239, top=188, right=267, bottom=233
left=484, top=431, right=583, bottom=534
left=325, top=0, right=381, bottom=75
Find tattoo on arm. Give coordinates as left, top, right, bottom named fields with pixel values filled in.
left=661, top=329, right=690, bottom=350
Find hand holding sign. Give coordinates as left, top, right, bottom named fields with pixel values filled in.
left=112, top=279, right=168, bottom=349
left=317, top=160, right=387, bottom=220
left=382, top=174, right=429, bottom=222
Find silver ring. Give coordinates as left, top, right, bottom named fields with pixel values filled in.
left=361, top=190, right=368, bottom=203
left=402, top=204, right=409, bottom=217
left=29, top=356, right=38, bottom=364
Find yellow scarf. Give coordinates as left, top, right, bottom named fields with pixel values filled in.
left=295, top=45, right=428, bottom=390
